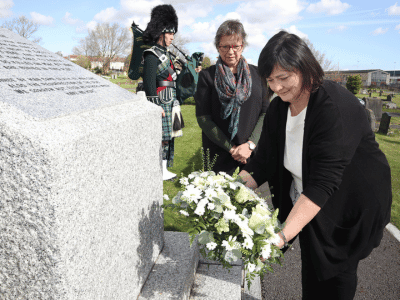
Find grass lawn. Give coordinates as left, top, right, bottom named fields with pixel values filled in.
left=108, top=74, right=139, bottom=90
left=375, top=129, right=400, bottom=229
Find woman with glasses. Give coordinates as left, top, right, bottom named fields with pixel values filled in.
left=194, top=19, right=268, bottom=175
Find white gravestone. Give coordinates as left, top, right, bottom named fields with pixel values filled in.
left=0, top=28, right=164, bottom=299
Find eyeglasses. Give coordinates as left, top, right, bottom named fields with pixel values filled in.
left=218, top=44, right=243, bottom=52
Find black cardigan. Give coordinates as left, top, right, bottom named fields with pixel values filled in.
left=195, top=64, right=269, bottom=174
left=244, top=80, right=392, bottom=280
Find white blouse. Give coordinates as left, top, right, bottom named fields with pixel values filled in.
left=284, top=106, right=307, bottom=204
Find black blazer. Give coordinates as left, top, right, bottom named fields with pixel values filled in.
left=245, top=80, right=392, bottom=280
left=195, top=64, right=268, bottom=174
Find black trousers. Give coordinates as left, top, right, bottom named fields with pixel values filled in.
left=300, top=236, right=359, bottom=300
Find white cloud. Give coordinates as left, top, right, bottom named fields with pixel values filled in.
left=307, top=0, right=350, bottom=15
left=284, top=25, right=308, bottom=39
left=395, top=24, right=400, bottom=33
left=76, top=20, right=98, bottom=33
left=0, top=0, right=13, bottom=18
left=121, top=0, right=162, bottom=15
left=199, top=42, right=218, bottom=59
left=94, top=7, right=119, bottom=22
left=86, top=21, right=97, bottom=31
left=189, top=21, right=217, bottom=43
left=237, top=0, right=304, bottom=26
left=30, top=12, right=54, bottom=26
left=388, top=2, right=400, bottom=15
left=62, top=12, right=80, bottom=25
left=370, top=27, right=389, bottom=35
left=327, top=25, right=348, bottom=33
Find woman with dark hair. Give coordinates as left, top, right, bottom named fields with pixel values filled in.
left=142, top=4, right=179, bottom=180
left=239, top=30, right=392, bottom=299
left=194, top=20, right=268, bottom=175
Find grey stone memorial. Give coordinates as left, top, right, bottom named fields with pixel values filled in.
left=0, top=28, right=164, bottom=299
left=378, top=112, right=392, bottom=135
left=364, top=108, right=376, bottom=132
left=365, top=97, right=383, bottom=121
left=387, top=94, right=392, bottom=101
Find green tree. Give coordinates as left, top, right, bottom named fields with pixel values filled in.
left=73, top=55, right=91, bottom=69
left=346, top=75, right=363, bottom=94
left=201, top=56, right=212, bottom=69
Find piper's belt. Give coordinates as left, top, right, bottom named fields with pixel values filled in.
left=157, top=81, right=176, bottom=88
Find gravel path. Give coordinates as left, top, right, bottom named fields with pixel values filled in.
left=261, top=229, right=400, bottom=299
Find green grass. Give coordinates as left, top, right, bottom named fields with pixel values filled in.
left=356, top=91, right=400, bottom=125
left=108, top=75, right=139, bottom=90
left=163, top=105, right=203, bottom=232
left=375, top=129, right=400, bottom=229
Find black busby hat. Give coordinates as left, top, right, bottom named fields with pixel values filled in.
left=142, top=4, right=178, bottom=44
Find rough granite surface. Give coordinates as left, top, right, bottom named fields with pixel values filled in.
left=0, top=29, right=164, bottom=299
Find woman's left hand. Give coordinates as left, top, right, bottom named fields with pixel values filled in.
left=231, top=143, right=252, bottom=163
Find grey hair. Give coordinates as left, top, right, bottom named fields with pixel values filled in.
left=214, top=19, right=248, bottom=49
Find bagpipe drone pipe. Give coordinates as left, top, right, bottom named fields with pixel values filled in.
left=128, top=21, right=204, bottom=104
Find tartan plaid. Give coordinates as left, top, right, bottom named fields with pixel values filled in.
left=163, top=138, right=175, bottom=167
left=148, top=46, right=178, bottom=166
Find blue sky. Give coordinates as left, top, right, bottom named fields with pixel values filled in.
left=1, top=0, right=399, bottom=71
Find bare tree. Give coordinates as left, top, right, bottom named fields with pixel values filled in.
left=75, top=23, right=131, bottom=74
left=169, top=33, right=190, bottom=61
left=1, top=15, right=42, bottom=43
left=303, top=38, right=334, bottom=71
left=55, top=51, right=63, bottom=57
left=72, top=36, right=98, bottom=57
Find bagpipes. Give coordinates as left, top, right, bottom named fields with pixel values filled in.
left=128, top=21, right=204, bottom=104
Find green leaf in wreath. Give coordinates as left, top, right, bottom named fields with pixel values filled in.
left=198, top=231, right=213, bottom=245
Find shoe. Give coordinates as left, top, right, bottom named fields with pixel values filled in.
left=163, top=160, right=176, bottom=181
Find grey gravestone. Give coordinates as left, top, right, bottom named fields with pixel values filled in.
left=387, top=94, right=392, bottom=101
left=0, top=28, right=164, bottom=299
left=378, top=112, right=391, bottom=135
left=369, top=92, right=372, bottom=97
left=364, top=108, right=376, bottom=132
left=365, top=97, right=383, bottom=121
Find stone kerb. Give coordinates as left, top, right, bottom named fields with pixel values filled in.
left=0, top=28, right=164, bottom=299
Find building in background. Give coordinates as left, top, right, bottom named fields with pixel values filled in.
left=385, top=71, right=400, bottom=88
left=324, top=69, right=390, bottom=87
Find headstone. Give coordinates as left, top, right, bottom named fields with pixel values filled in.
left=383, top=102, right=397, bottom=110
left=369, top=92, right=372, bottom=97
left=364, top=108, right=376, bottom=131
left=365, top=97, right=383, bottom=121
left=0, top=28, right=164, bottom=299
left=387, top=94, right=392, bottom=101
left=361, top=89, right=368, bottom=95
left=378, top=112, right=392, bottom=135
left=379, top=90, right=383, bottom=96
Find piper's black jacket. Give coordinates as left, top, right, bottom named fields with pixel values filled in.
left=244, top=80, right=392, bottom=280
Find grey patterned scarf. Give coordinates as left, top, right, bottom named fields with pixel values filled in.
left=214, top=56, right=252, bottom=141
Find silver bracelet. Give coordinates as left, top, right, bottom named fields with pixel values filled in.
left=279, top=231, right=288, bottom=247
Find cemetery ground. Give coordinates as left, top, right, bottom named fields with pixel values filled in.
left=109, top=75, right=400, bottom=231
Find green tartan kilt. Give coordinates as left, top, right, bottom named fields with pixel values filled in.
left=159, top=87, right=176, bottom=141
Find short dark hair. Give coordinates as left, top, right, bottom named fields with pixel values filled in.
left=214, top=20, right=248, bottom=49
left=258, top=30, right=324, bottom=99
